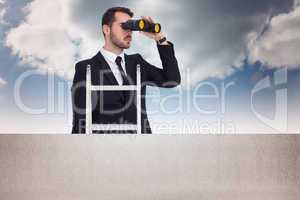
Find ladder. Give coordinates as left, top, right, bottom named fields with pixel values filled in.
left=85, top=64, right=142, bottom=134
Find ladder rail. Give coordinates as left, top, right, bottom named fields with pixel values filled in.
left=136, top=65, right=142, bottom=135
left=86, top=65, right=92, bottom=134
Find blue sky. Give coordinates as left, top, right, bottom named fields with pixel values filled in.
left=0, top=0, right=300, bottom=133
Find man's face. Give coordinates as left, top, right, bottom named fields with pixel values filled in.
left=109, top=12, right=132, bottom=49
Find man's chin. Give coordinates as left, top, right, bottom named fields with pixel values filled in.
left=122, top=43, right=131, bottom=49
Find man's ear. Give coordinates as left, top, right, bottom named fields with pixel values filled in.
left=102, top=24, right=110, bottom=36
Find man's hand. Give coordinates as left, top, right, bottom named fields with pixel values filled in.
left=139, top=16, right=169, bottom=45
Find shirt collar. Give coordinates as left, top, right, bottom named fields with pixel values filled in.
left=100, top=47, right=125, bottom=64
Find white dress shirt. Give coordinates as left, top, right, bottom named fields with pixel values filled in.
left=100, top=48, right=127, bottom=85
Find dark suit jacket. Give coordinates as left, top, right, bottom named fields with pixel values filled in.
left=71, top=42, right=181, bottom=134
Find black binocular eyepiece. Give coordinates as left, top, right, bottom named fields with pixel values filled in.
left=121, top=19, right=161, bottom=33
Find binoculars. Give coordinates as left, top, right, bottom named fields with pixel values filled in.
left=121, top=19, right=161, bottom=33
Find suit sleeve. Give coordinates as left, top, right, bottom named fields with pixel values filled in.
left=139, top=42, right=181, bottom=88
left=71, top=63, right=86, bottom=134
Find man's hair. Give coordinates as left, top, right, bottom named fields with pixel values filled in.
left=102, top=7, right=134, bottom=27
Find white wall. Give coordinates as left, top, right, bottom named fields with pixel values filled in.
left=0, top=135, right=299, bottom=200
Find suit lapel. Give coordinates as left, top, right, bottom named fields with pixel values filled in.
left=93, top=51, right=119, bottom=85
left=125, top=54, right=136, bottom=85
left=91, top=52, right=137, bottom=86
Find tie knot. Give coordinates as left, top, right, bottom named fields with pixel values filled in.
left=115, top=56, right=122, bottom=66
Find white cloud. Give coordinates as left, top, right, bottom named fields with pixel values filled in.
left=5, top=0, right=99, bottom=80
left=248, top=5, right=300, bottom=68
left=0, top=76, right=7, bottom=86
left=0, top=0, right=7, bottom=25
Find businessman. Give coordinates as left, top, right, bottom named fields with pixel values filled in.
left=71, top=7, right=181, bottom=134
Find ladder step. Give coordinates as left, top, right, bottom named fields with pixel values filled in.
left=91, top=85, right=137, bottom=91
left=92, top=124, right=137, bottom=131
